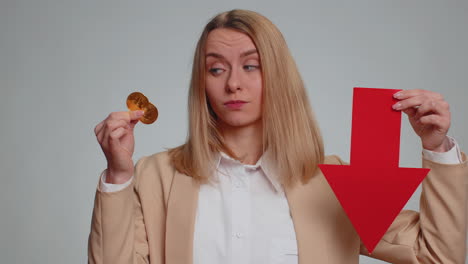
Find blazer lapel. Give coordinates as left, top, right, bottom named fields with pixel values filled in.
left=165, top=171, right=200, bottom=264
left=283, top=182, right=305, bottom=264
left=283, top=164, right=360, bottom=263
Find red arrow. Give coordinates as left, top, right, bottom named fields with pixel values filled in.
left=318, top=87, right=430, bottom=253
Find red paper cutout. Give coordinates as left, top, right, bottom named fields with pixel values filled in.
left=319, top=87, right=430, bottom=253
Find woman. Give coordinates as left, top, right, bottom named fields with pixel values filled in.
left=89, top=9, right=466, bottom=264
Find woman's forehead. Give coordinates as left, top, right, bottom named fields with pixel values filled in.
left=205, top=28, right=256, bottom=55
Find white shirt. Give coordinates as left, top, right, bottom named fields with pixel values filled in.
left=192, top=151, right=298, bottom=264
left=99, top=137, right=462, bottom=264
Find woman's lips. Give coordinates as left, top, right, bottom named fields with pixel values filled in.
left=224, top=100, right=247, bottom=109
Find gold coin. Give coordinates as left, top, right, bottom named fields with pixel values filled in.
left=126, top=92, right=149, bottom=111
left=126, top=92, right=158, bottom=124
left=140, top=102, right=158, bottom=124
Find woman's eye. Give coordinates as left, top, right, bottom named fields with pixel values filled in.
left=209, top=68, right=224, bottom=75
left=244, top=65, right=259, bottom=71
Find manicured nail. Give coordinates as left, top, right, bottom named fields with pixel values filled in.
left=392, top=103, right=401, bottom=110
left=393, top=92, right=402, bottom=99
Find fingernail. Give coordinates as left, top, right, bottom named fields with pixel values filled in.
left=137, top=110, right=145, bottom=116
left=392, top=102, right=401, bottom=110
left=393, top=92, right=402, bottom=99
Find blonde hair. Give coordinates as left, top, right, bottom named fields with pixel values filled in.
left=168, top=9, right=324, bottom=187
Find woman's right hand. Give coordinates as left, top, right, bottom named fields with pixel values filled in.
left=94, top=110, right=145, bottom=184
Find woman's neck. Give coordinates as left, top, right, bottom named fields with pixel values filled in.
left=219, top=120, right=263, bottom=165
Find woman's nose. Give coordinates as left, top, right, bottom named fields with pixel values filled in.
left=226, top=68, right=241, bottom=93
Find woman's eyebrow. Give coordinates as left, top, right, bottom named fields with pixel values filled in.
left=206, top=52, right=224, bottom=59
left=240, top=49, right=258, bottom=57
left=205, top=49, right=258, bottom=60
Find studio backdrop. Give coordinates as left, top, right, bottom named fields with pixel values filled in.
left=1, top=0, right=467, bottom=263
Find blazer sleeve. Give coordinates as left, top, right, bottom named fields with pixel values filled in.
left=359, top=153, right=467, bottom=263
left=88, top=157, right=150, bottom=264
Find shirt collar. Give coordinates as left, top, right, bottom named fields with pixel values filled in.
left=214, top=149, right=283, bottom=193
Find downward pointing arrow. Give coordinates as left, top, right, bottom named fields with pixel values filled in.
left=319, top=87, right=430, bottom=253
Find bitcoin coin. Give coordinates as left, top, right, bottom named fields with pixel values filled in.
left=140, top=103, right=158, bottom=124
left=126, top=92, right=149, bottom=111
left=126, top=92, right=158, bottom=124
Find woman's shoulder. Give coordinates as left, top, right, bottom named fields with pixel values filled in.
left=133, top=150, right=177, bottom=190
left=136, top=149, right=173, bottom=169
left=140, top=150, right=173, bottom=166
left=323, top=154, right=347, bottom=165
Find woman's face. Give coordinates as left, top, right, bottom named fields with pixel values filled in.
left=205, top=28, right=263, bottom=129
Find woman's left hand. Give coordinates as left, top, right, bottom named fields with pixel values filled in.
left=392, top=89, right=452, bottom=152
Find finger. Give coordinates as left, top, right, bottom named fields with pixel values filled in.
left=107, top=111, right=133, bottom=123
left=413, top=99, right=447, bottom=120
left=98, top=120, right=125, bottom=143
left=402, top=107, right=417, bottom=118
left=100, top=119, right=129, bottom=147
left=97, top=111, right=135, bottom=135
left=106, top=119, right=129, bottom=132
left=96, top=119, right=119, bottom=145
left=95, top=121, right=105, bottom=137
left=128, top=119, right=139, bottom=130
left=393, top=89, right=443, bottom=100
left=96, top=125, right=106, bottom=144
left=109, top=127, right=134, bottom=157
left=126, top=111, right=143, bottom=130
left=108, top=127, right=128, bottom=149
left=129, top=110, right=145, bottom=121
left=392, top=95, right=426, bottom=111
left=418, top=114, right=447, bottom=129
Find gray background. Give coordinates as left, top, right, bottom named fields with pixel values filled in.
left=1, top=0, right=467, bottom=263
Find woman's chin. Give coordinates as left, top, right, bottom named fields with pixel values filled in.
left=219, top=117, right=261, bottom=129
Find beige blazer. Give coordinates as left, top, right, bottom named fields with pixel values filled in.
left=88, top=152, right=467, bottom=264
